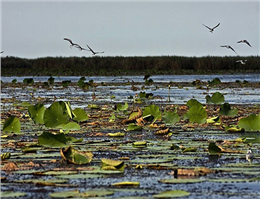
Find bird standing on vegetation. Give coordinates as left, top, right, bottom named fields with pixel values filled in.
left=236, top=60, right=247, bottom=65
left=63, top=38, right=86, bottom=51
left=86, top=44, right=104, bottom=55
left=220, top=45, right=237, bottom=54
left=202, top=23, right=220, bottom=33
left=237, top=39, right=252, bottom=47
left=246, top=148, right=254, bottom=163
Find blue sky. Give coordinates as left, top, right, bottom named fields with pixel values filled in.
left=1, top=0, right=259, bottom=58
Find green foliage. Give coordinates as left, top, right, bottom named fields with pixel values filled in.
left=43, top=101, right=70, bottom=127
left=11, top=79, right=17, bottom=84
left=48, top=76, right=55, bottom=84
left=153, top=190, right=190, bottom=198
left=116, top=102, right=128, bottom=112
left=127, top=123, right=142, bottom=131
left=3, top=117, right=21, bottom=134
left=209, top=77, right=221, bottom=85
left=238, top=114, right=260, bottom=131
left=208, top=141, right=222, bottom=155
left=219, top=102, right=238, bottom=116
left=23, top=78, right=34, bottom=85
left=206, top=92, right=225, bottom=105
left=143, top=104, right=162, bottom=122
left=38, top=131, right=68, bottom=147
left=28, top=103, right=45, bottom=124
left=72, top=108, right=88, bottom=122
left=183, top=106, right=207, bottom=124
left=162, top=111, right=180, bottom=126
left=61, top=146, right=93, bottom=164
left=186, top=99, right=202, bottom=108
left=62, top=80, right=71, bottom=88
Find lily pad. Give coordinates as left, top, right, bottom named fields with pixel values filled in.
left=183, top=106, right=207, bottom=124
left=72, top=108, right=88, bottom=122
left=219, top=103, right=238, bottom=116
left=153, top=190, right=190, bottom=198
left=43, top=101, right=69, bottom=128
left=60, top=146, right=93, bottom=164
left=112, top=181, right=140, bottom=187
left=143, top=104, right=162, bottom=121
left=238, top=114, right=260, bottom=131
left=206, top=92, right=225, bottom=105
left=1, top=191, right=27, bottom=198
left=49, top=189, right=114, bottom=198
left=28, top=103, right=45, bottom=124
left=162, top=111, right=180, bottom=126
left=127, top=123, right=142, bottom=131
left=2, top=116, right=21, bottom=134
left=160, top=178, right=205, bottom=184
left=101, top=158, right=125, bottom=171
left=38, top=131, right=68, bottom=148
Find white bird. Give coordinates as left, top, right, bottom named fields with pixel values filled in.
left=220, top=45, right=237, bottom=54
left=86, top=44, right=104, bottom=55
left=246, top=148, right=254, bottom=163
left=63, top=38, right=86, bottom=51
left=202, top=23, right=220, bottom=33
left=236, top=60, right=247, bottom=65
left=237, top=40, right=252, bottom=47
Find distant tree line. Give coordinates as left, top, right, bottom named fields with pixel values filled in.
left=1, top=55, right=259, bottom=76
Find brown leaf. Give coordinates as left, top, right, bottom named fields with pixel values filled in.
left=155, top=128, right=169, bottom=135
left=2, top=162, right=18, bottom=171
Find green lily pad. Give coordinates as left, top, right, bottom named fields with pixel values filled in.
left=2, top=116, right=21, bottom=134
left=60, top=146, right=93, bottom=164
left=208, top=142, right=221, bottom=155
left=162, top=111, right=180, bottom=126
left=160, top=178, right=205, bottom=184
left=1, top=191, right=27, bottom=198
left=153, top=190, right=190, bottom=198
left=186, top=99, right=202, bottom=108
left=28, top=103, right=45, bottom=124
left=49, top=189, right=114, bottom=198
left=183, top=106, right=207, bottom=124
left=238, top=114, right=260, bottom=131
left=73, top=108, right=89, bottom=122
left=38, top=131, right=68, bottom=148
left=206, top=92, right=225, bottom=105
left=43, top=101, right=69, bottom=128
left=116, top=102, right=128, bottom=111
left=57, top=122, right=80, bottom=130
left=219, top=103, right=238, bottom=116
left=143, top=104, right=162, bottom=121
left=112, top=181, right=140, bottom=187
left=127, top=123, right=142, bottom=131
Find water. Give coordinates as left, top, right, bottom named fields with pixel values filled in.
left=1, top=74, right=260, bottom=83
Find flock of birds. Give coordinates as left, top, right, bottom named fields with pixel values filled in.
left=63, top=38, right=104, bottom=55
left=202, top=23, right=252, bottom=65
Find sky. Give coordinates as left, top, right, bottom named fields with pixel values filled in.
left=1, top=0, right=259, bottom=58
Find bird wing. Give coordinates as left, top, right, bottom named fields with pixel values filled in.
left=245, top=40, right=252, bottom=47
left=237, top=40, right=243, bottom=43
left=202, top=24, right=211, bottom=30
left=213, top=23, right=220, bottom=29
left=86, top=44, right=95, bottom=54
left=64, top=38, right=73, bottom=45
left=220, top=45, right=228, bottom=48
left=229, top=46, right=237, bottom=54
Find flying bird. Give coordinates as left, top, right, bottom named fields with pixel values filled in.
left=202, top=23, right=220, bottom=33
left=86, top=44, right=104, bottom=55
left=236, top=60, right=247, bottom=65
left=246, top=148, right=254, bottom=163
left=220, top=45, right=237, bottom=54
left=0, top=51, right=3, bottom=53
left=237, top=39, right=252, bottom=47
left=63, top=38, right=86, bottom=51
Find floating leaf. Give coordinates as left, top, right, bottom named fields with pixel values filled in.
left=155, top=128, right=170, bottom=135
left=162, top=111, right=180, bottom=126
left=112, top=181, right=140, bottom=187
left=183, top=106, right=207, bottom=124
left=43, top=101, right=69, bottom=128
left=101, top=158, right=125, bottom=171
left=153, top=190, right=190, bottom=198
left=186, top=99, right=202, bottom=108
left=160, top=178, right=205, bottom=184
left=38, top=131, right=67, bottom=148
left=133, top=141, right=147, bottom=148
left=1, top=191, right=27, bottom=198
left=87, top=104, right=100, bottom=109
left=116, top=102, right=128, bottom=112
left=207, top=116, right=220, bottom=124
left=28, top=103, right=45, bottom=124
left=219, top=103, right=238, bottom=116
left=60, top=146, right=93, bottom=164
left=73, top=108, right=88, bottom=122
left=143, top=104, right=162, bottom=121
left=238, top=114, right=260, bottom=131
left=2, top=116, right=21, bottom=134
left=49, top=190, right=114, bottom=198
left=127, top=123, right=142, bottom=131
left=1, top=152, right=11, bottom=160
left=107, top=132, right=125, bottom=137
left=57, top=122, right=80, bottom=130
left=206, top=92, right=225, bottom=104
left=208, top=141, right=221, bottom=155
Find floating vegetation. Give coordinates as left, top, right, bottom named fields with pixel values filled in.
left=1, top=75, right=260, bottom=198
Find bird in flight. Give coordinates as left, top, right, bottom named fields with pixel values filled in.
left=86, top=44, right=104, bottom=55
left=0, top=51, right=3, bottom=53
left=202, top=23, right=220, bottom=33
left=237, top=39, right=252, bottom=47
left=236, top=59, right=247, bottom=65
left=63, top=38, right=86, bottom=51
left=220, top=45, right=237, bottom=54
